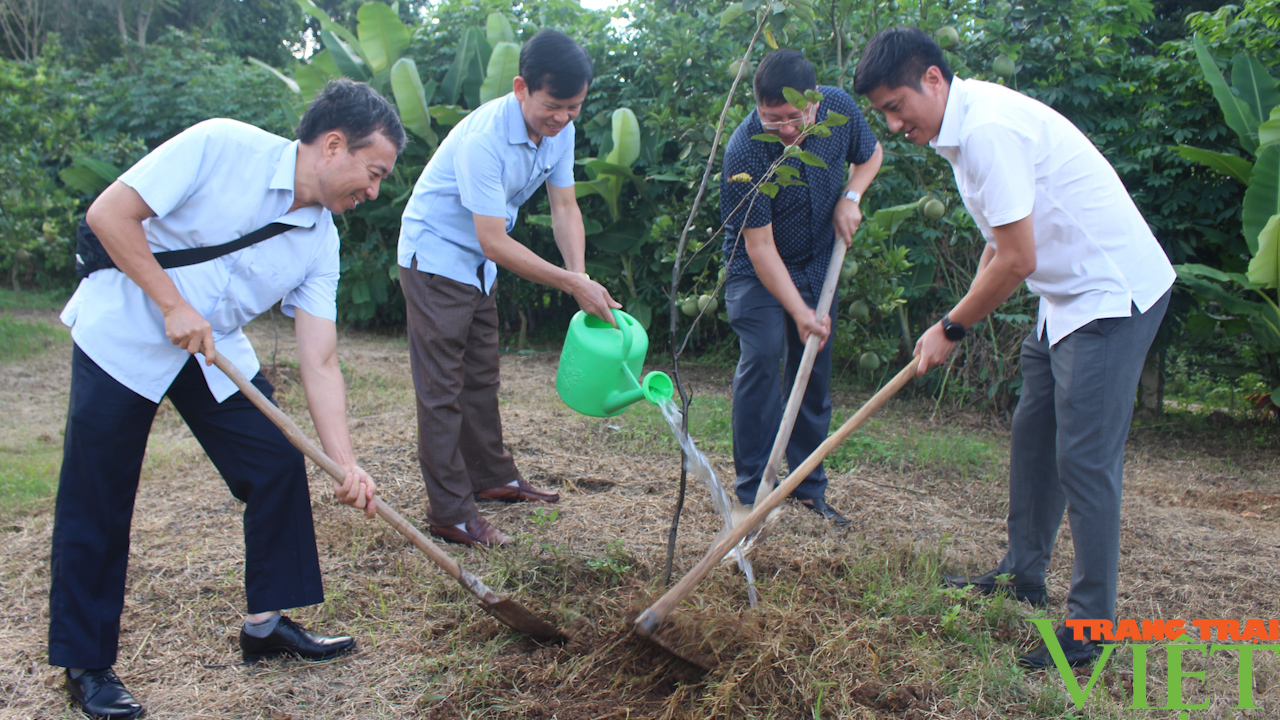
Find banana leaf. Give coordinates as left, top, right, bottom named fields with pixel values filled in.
left=1172, top=145, right=1253, bottom=185
left=1231, top=54, right=1280, bottom=134
left=486, top=12, right=515, bottom=46
left=1194, top=34, right=1258, bottom=156
left=357, top=1, right=411, bottom=75
left=480, top=42, right=520, bottom=104
left=390, top=59, right=437, bottom=149
left=248, top=57, right=300, bottom=94
left=1243, top=144, right=1280, bottom=255
left=322, top=30, right=370, bottom=81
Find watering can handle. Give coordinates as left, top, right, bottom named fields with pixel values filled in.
left=612, top=308, right=632, bottom=359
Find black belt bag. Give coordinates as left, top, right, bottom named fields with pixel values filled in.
left=74, top=219, right=292, bottom=279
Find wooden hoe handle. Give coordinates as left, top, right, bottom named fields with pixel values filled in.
left=635, top=359, right=919, bottom=634
left=210, top=355, right=467, bottom=584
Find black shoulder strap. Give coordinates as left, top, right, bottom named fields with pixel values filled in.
left=152, top=222, right=294, bottom=269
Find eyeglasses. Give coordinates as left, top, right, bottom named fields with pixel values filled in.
left=760, top=117, right=806, bottom=130
left=759, top=104, right=816, bottom=131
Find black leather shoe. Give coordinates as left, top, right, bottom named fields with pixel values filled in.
left=1018, top=625, right=1105, bottom=669
left=799, top=497, right=852, bottom=527
left=65, top=667, right=144, bottom=719
left=942, top=568, right=1049, bottom=607
left=239, top=615, right=356, bottom=663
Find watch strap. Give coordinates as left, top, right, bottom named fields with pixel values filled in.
left=941, top=313, right=967, bottom=341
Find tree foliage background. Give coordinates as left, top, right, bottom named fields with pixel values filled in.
left=2, top=0, right=1278, bottom=414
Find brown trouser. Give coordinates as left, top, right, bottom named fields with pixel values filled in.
left=401, top=262, right=521, bottom=525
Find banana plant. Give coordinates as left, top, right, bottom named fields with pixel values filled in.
left=573, top=108, right=663, bottom=327
left=1172, top=34, right=1280, bottom=404
left=252, top=1, right=441, bottom=149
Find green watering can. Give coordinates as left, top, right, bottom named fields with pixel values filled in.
left=556, top=309, right=674, bottom=417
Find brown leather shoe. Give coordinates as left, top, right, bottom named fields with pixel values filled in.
left=476, top=477, right=560, bottom=504
left=428, top=515, right=511, bottom=548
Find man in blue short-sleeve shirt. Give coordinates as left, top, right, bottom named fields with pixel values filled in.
left=398, top=30, right=619, bottom=548
left=50, top=80, right=403, bottom=719
left=720, top=49, right=882, bottom=524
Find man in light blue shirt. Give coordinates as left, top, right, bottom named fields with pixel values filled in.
left=398, top=30, right=619, bottom=547
left=51, top=80, right=403, bottom=719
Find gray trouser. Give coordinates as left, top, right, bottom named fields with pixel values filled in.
left=725, top=274, right=834, bottom=505
left=996, top=290, right=1170, bottom=623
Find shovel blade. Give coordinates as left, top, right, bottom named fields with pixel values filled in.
left=480, top=598, right=569, bottom=641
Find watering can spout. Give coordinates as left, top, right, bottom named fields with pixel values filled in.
left=601, top=368, right=674, bottom=415
left=555, top=310, right=673, bottom=417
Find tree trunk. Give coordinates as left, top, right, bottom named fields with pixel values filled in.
left=0, top=0, right=48, bottom=61
left=1136, top=350, right=1163, bottom=421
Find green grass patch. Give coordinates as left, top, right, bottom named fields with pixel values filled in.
left=0, top=287, right=71, bottom=311
left=0, top=440, right=61, bottom=514
left=606, top=394, right=734, bottom=457
left=824, top=413, right=1002, bottom=479
left=0, top=313, right=69, bottom=363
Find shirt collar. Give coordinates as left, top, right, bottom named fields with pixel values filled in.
left=506, top=93, right=536, bottom=148
left=271, top=140, right=322, bottom=228
left=271, top=140, right=300, bottom=191
left=931, top=77, right=967, bottom=150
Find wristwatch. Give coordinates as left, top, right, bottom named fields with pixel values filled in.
left=940, top=313, right=967, bottom=341
left=842, top=189, right=861, bottom=205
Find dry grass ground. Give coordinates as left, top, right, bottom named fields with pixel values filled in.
left=1, top=309, right=1278, bottom=719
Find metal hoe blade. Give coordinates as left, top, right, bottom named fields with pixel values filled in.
left=633, top=618, right=714, bottom=670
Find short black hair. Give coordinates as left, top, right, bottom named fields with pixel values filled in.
left=853, top=26, right=954, bottom=96
left=753, top=49, right=816, bottom=107
left=296, top=78, right=406, bottom=155
left=519, top=29, right=593, bottom=99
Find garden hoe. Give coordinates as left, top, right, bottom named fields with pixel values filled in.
left=212, top=355, right=568, bottom=642
left=734, top=234, right=848, bottom=556
left=634, top=359, right=919, bottom=668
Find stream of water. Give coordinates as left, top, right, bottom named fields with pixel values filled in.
left=656, top=397, right=758, bottom=607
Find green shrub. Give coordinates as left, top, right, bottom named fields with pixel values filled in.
left=0, top=42, right=145, bottom=292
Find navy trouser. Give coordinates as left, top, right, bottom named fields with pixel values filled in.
left=48, top=346, right=323, bottom=669
left=726, top=274, right=835, bottom=505
left=996, top=290, right=1170, bottom=624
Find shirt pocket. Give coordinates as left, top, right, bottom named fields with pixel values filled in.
left=232, top=245, right=305, bottom=318
left=522, top=164, right=553, bottom=194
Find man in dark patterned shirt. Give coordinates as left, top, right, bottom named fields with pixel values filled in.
left=720, top=49, right=883, bottom=524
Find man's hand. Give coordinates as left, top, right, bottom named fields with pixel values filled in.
left=571, top=274, right=622, bottom=326
left=792, top=307, right=831, bottom=349
left=913, top=321, right=958, bottom=374
left=833, top=198, right=863, bottom=247
left=163, top=301, right=216, bottom=363
left=332, top=462, right=377, bottom=519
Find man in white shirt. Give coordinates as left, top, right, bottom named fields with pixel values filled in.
left=855, top=27, right=1174, bottom=669
left=51, top=79, right=402, bottom=719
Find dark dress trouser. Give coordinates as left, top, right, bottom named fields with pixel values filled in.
left=399, top=263, right=522, bottom=527
left=48, top=346, right=323, bottom=669
left=726, top=273, right=835, bottom=506
left=996, top=290, right=1171, bottom=624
